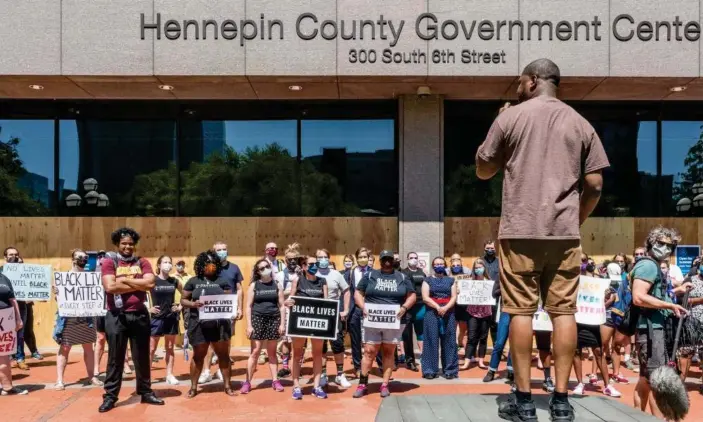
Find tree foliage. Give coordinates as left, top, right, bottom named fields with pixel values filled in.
left=674, top=124, right=703, bottom=203
left=445, top=164, right=503, bottom=217
left=0, top=128, right=49, bottom=216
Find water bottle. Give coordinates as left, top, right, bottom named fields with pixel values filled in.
left=114, top=294, right=123, bottom=309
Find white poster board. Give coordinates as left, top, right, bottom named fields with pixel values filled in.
left=575, top=276, right=609, bottom=326
left=199, top=294, right=237, bottom=320
left=2, top=263, right=52, bottom=301
left=0, top=307, right=18, bottom=356
left=457, top=277, right=496, bottom=306
left=55, top=272, right=107, bottom=317
left=416, top=252, right=431, bottom=276
left=363, top=303, right=400, bottom=329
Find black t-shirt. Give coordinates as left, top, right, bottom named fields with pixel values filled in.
left=183, top=276, right=231, bottom=320
left=220, top=262, right=244, bottom=292
left=357, top=269, right=415, bottom=323
left=295, top=275, right=326, bottom=299
left=150, top=276, right=179, bottom=319
left=0, top=274, right=15, bottom=310
left=402, top=268, right=427, bottom=296
left=252, top=280, right=280, bottom=316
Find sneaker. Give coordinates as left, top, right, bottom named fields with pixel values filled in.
left=292, top=387, right=303, bottom=400
left=31, top=352, right=43, bottom=360
left=258, top=353, right=268, bottom=365
left=319, top=371, right=328, bottom=388
left=379, top=383, right=391, bottom=398
left=313, top=386, right=327, bottom=399
left=497, top=394, right=538, bottom=422
left=542, top=377, right=555, bottom=393
left=506, top=370, right=514, bottom=383
left=216, top=369, right=224, bottom=382
left=335, top=373, right=352, bottom=389
left=240, top=381, right=251, bottom=394
left=211, top=355, right=218, bottom=365
left=623, top=360, right=635, bottom=371
left=510, top=383, right=517, bottom=393
left=166, top=374, right=180, bottom=385
left=54, top=382, right=65, bottom=391
left=353, top=384, right=368, bottom=398
left=549, top=395, right=575, bottom=422
left=483, top=370, right=495, bottom=382
left=16, top=361, right=29, bottom=370
left=198, top=370, right=212, bottom=384
left=90, top=376, right=104, bottom=387
left=604, top=385, right=622, bottom=398
left=588, top=374, right=598, bottom=385
left=272, top=379, right=284, bottom=392
left=612, top=373, right=629, bottom=384
left=572, top=383, right=585, bottom=395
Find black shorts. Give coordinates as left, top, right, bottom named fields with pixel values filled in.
left=150, top=316, right=180, bottom=337
left=636, top=328, right=667, bottom=379
left=535, top=330, right=552, bottom=352
left=95, top=316, right=106, bottom=333
left=455, top=306, right=470, bottom=322
left=577, top=323, right=602, bottom=349
left=188, top=319, right=232, bottom=346
left=250, top=313, right=281, bottom=341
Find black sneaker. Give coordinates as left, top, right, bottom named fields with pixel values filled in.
left=498, top=394, right=538, bottom=422
left=483, top=370, right=495, bottom=383
left=549, top=395, right=575, bottom=422
left=542, top=377, right=555, bottom=393
left=505, top=370, right=514, bottom=384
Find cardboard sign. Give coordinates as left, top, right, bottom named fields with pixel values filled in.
left=2, top=263, right=52, bottom=301
left=675, top=245, right=700, bottom=277
left=55, top=272, right=107, bottom=317
left=286, top=296, right=339, bottom=340
left=532, top=309, right=553, bottom=332
left=0, top=307, right=17, bottom=356
left=457, top=276, right=496, bottom=306
left=416, top=252, right=431, bottom=276
left=575, top=276, right=609, bottom=326
left=363, top=303, right=401, bottom=329
left=199, top=294, right=237, bottom=320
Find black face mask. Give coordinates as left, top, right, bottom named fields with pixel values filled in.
left=75, top=258, right=88, bottom=268
left=485, top=250, right=495, bottom=257
left=286, top=259, right=298, bottom=271
left=393, top=261, right=401, bottom=269
left=586, top=264, right=595, bottom=273
left=6, top=257, right=19, bottom=263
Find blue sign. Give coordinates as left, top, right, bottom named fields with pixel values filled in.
left=675, top=245, right=701, bottom=276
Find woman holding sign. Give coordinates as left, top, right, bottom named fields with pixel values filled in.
left=285, top=256, right=328, bottom=400
left=181, top=250, right=234, bottom=398
left=241, top=259, right=286, bottom=394
left=462, top=259, right=493, bottom=370
left=421, top=257, right=458, bottom=379
left=0, top=271, right=26, bottom=395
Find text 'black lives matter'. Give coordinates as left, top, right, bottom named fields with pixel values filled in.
left=286, top=296, right=339, bottom=340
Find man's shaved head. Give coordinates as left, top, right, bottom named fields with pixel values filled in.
left=517, top=58, right=560, bottom=102
left=521, top=58, right=560, bottom=87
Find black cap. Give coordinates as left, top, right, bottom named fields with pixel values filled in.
left=380, top=250, right=393, bottom=259
left=176, top=260, right=185, bottom=266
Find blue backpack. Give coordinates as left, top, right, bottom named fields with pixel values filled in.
left=611, top=256, right=663, bottom=336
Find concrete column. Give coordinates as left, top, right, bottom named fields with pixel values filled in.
left=398, top=94, right=444, bottom=263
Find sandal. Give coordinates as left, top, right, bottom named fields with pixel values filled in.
left=187, top=388, right=198, bottom=398
left=1, top=387, right=29, bottom=396
left=54, top=382, right=65, bottom=391
left=224, top=388, right=235, bottom=396
left=91, top=377, right=104, bottom=387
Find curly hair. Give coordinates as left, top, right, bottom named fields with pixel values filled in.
left=193, top=249, right=222, bottom=278
left=252, top=258, right=270, bottom=283
left=645, top=226, right=681, bottom=251
left=111, top=227, right=141, bottom=246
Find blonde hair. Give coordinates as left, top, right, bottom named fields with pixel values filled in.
left=285, top=242, right=301, bottom=257
left=355, top=247, right=370, bottom=258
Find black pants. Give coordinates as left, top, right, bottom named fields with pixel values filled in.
left=466, top=315, right=491, bottom=359
left=104, top=311, right=152, bottom=400
left=322, top=316, right=346, bottom=356
left=349, top=308, right=363, bottom=370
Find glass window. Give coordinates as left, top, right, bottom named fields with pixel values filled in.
left=179, top=120, right=298, bottom=216
left=663, top=121, right=703, bottom=216
left=301, top=120, right=396, bottom=216
left=59, top=120, right=177, bottom=216
left=0, top=120, right=55, bottom=216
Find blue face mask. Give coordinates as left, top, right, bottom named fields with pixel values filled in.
left=474, top=267, right=485, bottom=277
left=307, top=263, right=319, bottom=275
left=317, top=258, right=329, bottom=269
left=451, top=265, right=462, bottom=274
left=433, top=265, right=446, bottom=274
left=216, top=250, right=227, bottom=261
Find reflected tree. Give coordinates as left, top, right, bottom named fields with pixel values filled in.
left=674, top=124, right=703, bottom=201
left=0, top=128, right=49, bottom=216
left=445, top=164, right=503, bottom=217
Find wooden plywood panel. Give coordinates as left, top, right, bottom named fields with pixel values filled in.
left=580, top=218, right=634, bottom=256
left=634, top=218, right=699, bottom=251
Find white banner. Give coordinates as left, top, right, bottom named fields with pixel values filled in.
left=532, top=309, right=553, bottom=332
left=363, top=303, right=400, bottom=329
left=2, top=263, right=52, bottom=301
left=0, top=307, right=18, bottom=356
left=199, top=294, right=237, bottom=320
left=457, top=277, right=496, bottom=306
left=416, top=252, right=431, bottom=276
left=575, top=276, right=609, bottom=326
left=55, top=272, right=106, bottom=317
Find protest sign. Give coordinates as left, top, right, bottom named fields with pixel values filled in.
left=533, top=309, right=553, bottom=331
left=575, top=276, right=609, bottom=326
left=363, top=303, right=400, bottom=329
left=0, top=307, right=17, bottom=356
left=286, top=296, right=339, bottom=340
left=456, top=276, right=496, bottom=306
left=55, top=272, right=106, bottom=317
left=1, top=263, right=52, bottom=301
left=675, top=245, right=700, bottom=277
left=417, top=252, right=431, bottom=276
left=199, top=294, right=237, bottom=320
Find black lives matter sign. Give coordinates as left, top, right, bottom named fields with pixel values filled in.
left=286, top=296, right=339, bottom=340
left=199, top=294, right=237, bottom=320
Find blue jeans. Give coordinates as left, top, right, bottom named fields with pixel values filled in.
left=488, top=312, right=513, bottom=372
left=15, top=302, right=29, bottom=361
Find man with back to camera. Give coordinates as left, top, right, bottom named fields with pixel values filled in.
left=476, top=58, right=609, bottom=422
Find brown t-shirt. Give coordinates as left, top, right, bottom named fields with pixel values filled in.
left=477, top=96, right=609, bottom=240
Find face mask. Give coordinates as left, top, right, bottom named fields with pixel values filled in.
left=580, top=263, right=588, bottom=272
left=176, top=265, right=184, bottom=272
left=586, top=264, right=595, bottom=273
left=6, top=256, right=18, bottom=263
left=307, top=263, right=318, bottom=275
left=266, top=248, right=278, bottom=257
left=216, top=250, right=227, bottom=261
left=408, top=258, right=418, bottom=267
left=485, top=249, right=495, bottom=257
left=634, top=255, right=644, bottom=262
left=75, top=257, right=88, bottom=268
left=344, top=261, right=353, bottom=269
left=204, top=263, right=217, bottom=278
left=651, top=243, right=672, bottom=261
left=661, top=268, right=669, bottom=275
left=260, top=268, right=272, bottom=278
left=357, top=258, right=369, bottom=267
left=286, top=258, right=298, bottom=271
left=433, top=265, right=446, bottom=274
left=162, top=263, right=173, bottom=273
left=618, top=262, right=626, bottom=270
left=474, top=267, right=485, bottom=276
left=451, top=265, right=462, bottom=274
left=317, top=258, right=329, bottom=269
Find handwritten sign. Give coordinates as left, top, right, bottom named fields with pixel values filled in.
left=456, top=276, right=496, bottom=306
left=416, top=252, right=431, bottom=276
left=55, top=272, right=106, bottom=317
left=199, top=294, right=237, bottom=320
left=575, top=276, right=609, bottom=326
left=363, top=303, right=400, bottom=329
left=286, top=296, right=339, bottom=340
left=675, top=245, right=700, bottom=277
left=533, top=308, right=553, bottom=332
left=0, top=307, right=17, bottom=356
left=2, top=263, right=52, bottom=301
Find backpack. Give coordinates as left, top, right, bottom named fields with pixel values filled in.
left=612, top=256, right=664, bottom=336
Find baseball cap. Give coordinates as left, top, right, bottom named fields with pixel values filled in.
left=176, top=260, right=186, bottom=266
left=379, top=250, right=394, bottom=259
left=606, top=262, right=622, bottom=281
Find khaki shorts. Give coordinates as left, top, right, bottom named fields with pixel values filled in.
left=499, top=239, right=581, bottom=316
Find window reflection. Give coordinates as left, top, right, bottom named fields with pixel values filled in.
left=663, top=121, right=703, bottom=215
left=301, top=120, right=396, bottom=216
left=0, top=120, right=54, bottom=215
left=60, top=120, right=177, bottom=216
left=179, top=120, right=298, bottom=216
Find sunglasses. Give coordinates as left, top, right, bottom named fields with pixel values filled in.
left=258, top=264, right=271, bottom=271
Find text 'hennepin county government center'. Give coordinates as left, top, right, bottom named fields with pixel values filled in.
left=4, top=0, right=703, bottom=348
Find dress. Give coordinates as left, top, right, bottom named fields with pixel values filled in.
left=421, top=275, right=458, bottom=377
left=61, top=318, right=97, bottom=346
